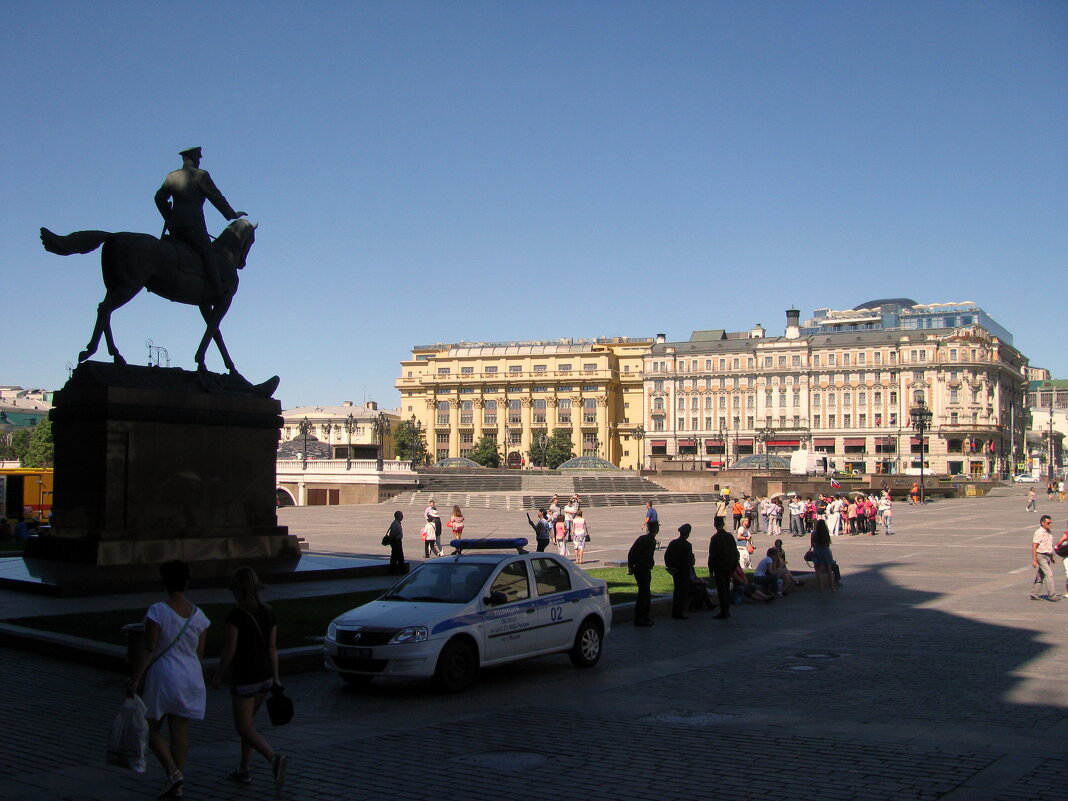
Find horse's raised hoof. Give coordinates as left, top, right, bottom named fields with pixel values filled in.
left=254, top=376, right=280, bottom=397
left=77, top=351, right=91, bottom=363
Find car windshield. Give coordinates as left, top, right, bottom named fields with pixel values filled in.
left=381, top=562, right=495, bottom=603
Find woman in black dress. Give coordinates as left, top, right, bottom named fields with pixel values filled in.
left=215, top=567, right=287, bottom=789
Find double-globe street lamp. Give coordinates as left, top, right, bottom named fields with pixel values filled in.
left=344, top=413, right=358, bottom=469
left=910, top=398, right=933, bottom=505
left=372, top=412, right=391, bottom=472
left=633, top=424, right=645, bottom=472
left=298, top=416, right=311, bottom=469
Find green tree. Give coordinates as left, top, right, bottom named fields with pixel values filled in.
left=0, top=429, right=33, bottom=464
left=393, top=419, right=429, bottom=465
left=543, top=428, right=576, bottom=469
left=468, top=435, right=501, bottom=468
left=23, top=418, right=54, bottom=468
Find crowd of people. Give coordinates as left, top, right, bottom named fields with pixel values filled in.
left=712, top=491, right=895, bottom=538
left=624, top=497, right=843, bottom=627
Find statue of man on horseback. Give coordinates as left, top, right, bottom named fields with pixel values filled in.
left=154, top=146, right=246, bottom=297
left=40, top=147, right=277, bottom=395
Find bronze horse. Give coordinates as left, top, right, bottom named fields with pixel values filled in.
left=40, top=218, right=258, bottom=377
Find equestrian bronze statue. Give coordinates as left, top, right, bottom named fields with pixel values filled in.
left=39, top=147, right=276, bottom=394
left=40, top=217, right=259, bottom=380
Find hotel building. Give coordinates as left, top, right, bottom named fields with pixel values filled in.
left=645, top=307, right=1028, bottom=478
left=396, top=338, right=652, bottom=469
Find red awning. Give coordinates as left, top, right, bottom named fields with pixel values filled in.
left=708, top=461, right=724, bottom=467
left=736, top=438, right=754, bottom=445
left=678, top=439, right=696, bottom=447
left=910, top=437, right=925, bottom=446
left=705, top=439, right=724, bottom=446
left=844, top=438, right=866, bottom=447
left=813, top=438, right=835, bottom=447
left=650, top=440, right=667, bottom=447
left=768, top=439, right=800, bottom=447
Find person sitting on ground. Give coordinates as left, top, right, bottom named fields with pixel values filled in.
left=688, top=568, right=717, bottom=612
left=772, top=539, right=803, bottom=590
left=753, top=548, right=781, bottom=597
left=732, top=564, right=775, bottom=603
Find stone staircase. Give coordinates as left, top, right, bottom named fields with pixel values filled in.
left=389, top=469, right=719, bottom=510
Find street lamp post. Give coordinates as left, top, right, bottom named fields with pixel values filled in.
left=344, top=413, right=357, bottom=469
left=1049, top=402, right=1056, bottom=482
left=372, top=413, right=390, bottom=472
left=731, top=416, right=740, bottom=467
left=756, top=423, right=776, bottom=468
left=910, top=398, right=933, bottom=505
left=536, top=432, right=548, bottom=468
left=298, top=417, right=311, bottom=470
left=322, top=422, right=333, bottom=457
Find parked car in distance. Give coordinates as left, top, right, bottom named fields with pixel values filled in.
left=1013, top=474, right=1038, bottom=483
left=323, top=539, right=612, bottom=692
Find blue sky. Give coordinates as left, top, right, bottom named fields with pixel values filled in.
left=4, top=1, right=1066, bottom=410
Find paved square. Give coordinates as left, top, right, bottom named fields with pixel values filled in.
left=3, top=487, right=1068, bottom=800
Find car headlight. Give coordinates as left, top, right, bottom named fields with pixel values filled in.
left=390, top=626, right=429, bottom=644
left=327, top=620, right=339, bottom=641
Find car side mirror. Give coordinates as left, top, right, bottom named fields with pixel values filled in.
left=484, top=591, right=508, bottom=606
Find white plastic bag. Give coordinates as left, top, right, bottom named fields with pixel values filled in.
left=106, top=695, right=149, bottom=773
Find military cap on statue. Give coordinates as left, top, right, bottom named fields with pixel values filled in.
left=178, top=146, right=202, bottom=159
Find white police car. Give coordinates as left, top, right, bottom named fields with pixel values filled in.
left=324, top=538, right=612, bottom=692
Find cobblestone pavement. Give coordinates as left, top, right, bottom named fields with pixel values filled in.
left=3, top=489, right=1068, bottom=800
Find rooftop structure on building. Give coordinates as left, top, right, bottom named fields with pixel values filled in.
left=801, top=300, right=1013, bottom=345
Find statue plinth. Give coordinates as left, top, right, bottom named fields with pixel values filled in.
left=24, top=362, right=299, bottom=581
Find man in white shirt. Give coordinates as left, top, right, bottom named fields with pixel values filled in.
left=1031, top=515, right=1059, bottom=602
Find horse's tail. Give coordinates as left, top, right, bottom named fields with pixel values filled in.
left=39, top=227, right=112, bottom=256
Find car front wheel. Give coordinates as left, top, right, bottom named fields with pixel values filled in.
left=434, top=638, right=478, bottom=693
left=569, top=618, right=603, bottom=668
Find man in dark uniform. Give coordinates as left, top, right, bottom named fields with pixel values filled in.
left=663, top=524, right=695, bottom=620
left=154, top=146, right=246, bottom=296
left=627, top=525, right=658, bottom=627
left=708, top=518, right=739, bottom=619
left=386, top=510, right=405, bottom=575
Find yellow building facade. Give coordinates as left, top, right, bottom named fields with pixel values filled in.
left=396, top=338, right=652, bottom=469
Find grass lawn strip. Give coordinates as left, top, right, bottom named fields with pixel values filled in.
left=4, top=590, right=383, bottom=653
left=5, top=566, right=758, bottom=650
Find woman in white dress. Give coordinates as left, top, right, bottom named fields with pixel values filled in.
left=128, top=560, right=210, bottom=800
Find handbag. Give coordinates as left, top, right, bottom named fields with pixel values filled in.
left=381, top=532, right=391, bottom=547
left=265, top=685, right=294, bottom=726
left=1055, top=538, right=1068, bottom=559
left=803, top=548, right=814, bottom=563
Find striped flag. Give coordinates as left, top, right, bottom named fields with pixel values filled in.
left=830, top=477, right=841, bottom=488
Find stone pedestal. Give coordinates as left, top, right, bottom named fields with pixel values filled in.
left=24, top=362, right=299, bottom=583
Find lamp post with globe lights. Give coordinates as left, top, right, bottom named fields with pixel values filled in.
left=910, top=398, right=933, bottom=505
